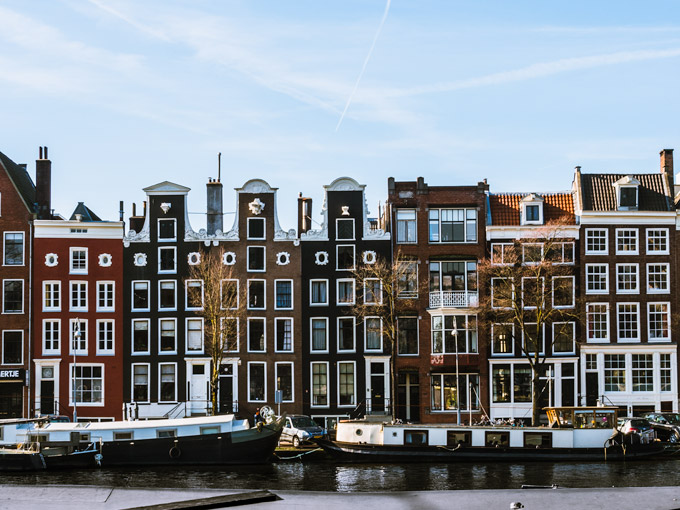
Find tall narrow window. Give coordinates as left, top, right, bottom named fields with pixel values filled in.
left=69, top=281, right=87, bottom=312
left=311, top=318, right=328, bottom=352
left=96, top=320, right=114, bottom=354
left=3, top=280, right=23, bottom=313
left=648, top=303, right=670, bottom=341
left=43, top=281, right=61, bottom=311
left=3, top=233, right=24, bottom=265
left=248, top=318, right=265, bottom=352
left=2, top=331, right=22, bottom=364
left=336, top=245, right=355, bottom=270
left=159, top=364, right=176, bottom=402
left=247, top=246, right=265, bottom=271
left=185, top=280, right=204, bottom=310
left=617, top=303, right=640, bottom=342
left=275, top=318, right=293, bottom=352
left=132, top=281, right=149, bottom=311
left=275, top=280, right=293, bottom=309
left=132, top=364, right=149, bottom=402
left=70, top=319, right=87, bottom=354
left=248, top=362, right=266, bottom=402
left=587, top=303, right=609, bottom=342
left=221, top=279, right=239, bottom=310
left=132, top=319, right=150, bottom=354
left=43, top=320, right=60, bottom=354
left=310, top=280, right=328, bottom=306
left=396, top=209, right=416, bottom=243
left=70, top=247, right=87, bottom=274
left=159, top=281, right=176, bottom=310
left=97, top=282, right=114, bottom=311
left=159, top=247, right=176, bottom=273
left=604, top=355, right=626, bottom=392
left=276, top=363, right=293, bottom=402
left=337, top=317, right=355, bottom=352
left=338, top=362, right=355, bottom=406
left=397, top=317, right=418, bottom=355
left=311, top=362, right=328, bottom=407
left=248, top=280, right=266, bottom=309
left=186, top=318, right=203, bottom=352
left=159, top=319, right=176, bottom=353
left=365, top=317, right=382, bottom=351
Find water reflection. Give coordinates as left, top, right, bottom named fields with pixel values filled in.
left=1, top=459, right=678, bottom=492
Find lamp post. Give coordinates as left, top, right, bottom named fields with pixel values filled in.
left=72, top=319, right=81, bottom=423
left=452, top=321, right=461, bottom=425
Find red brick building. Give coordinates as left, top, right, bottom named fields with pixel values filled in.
left=32, top=203, right=124, bottom=420
left=0, top=150, right=36, bottom=418
left=385, top=177, right=489, bottom=424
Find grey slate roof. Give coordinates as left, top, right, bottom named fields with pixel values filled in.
left=69, top=202, right=102, bottom=222
left=0, top=150, right=36, bottom=212
left=580, top=173, right=673, bottom=212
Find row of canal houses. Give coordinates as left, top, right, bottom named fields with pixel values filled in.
left=0, top=147, right=678, bottom=430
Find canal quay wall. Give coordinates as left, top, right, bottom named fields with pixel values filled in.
left=1, top=485, right=680, bottom=510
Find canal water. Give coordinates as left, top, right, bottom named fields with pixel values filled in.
left=2, top=458, right=679, bottom=492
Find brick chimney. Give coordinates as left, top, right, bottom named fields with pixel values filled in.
left=660, top=149, right=674, bottom=193
left=297, top=193, right=312, bottom=235
left=35, top=146, right=51, bottom=220
left=206, top=177, right=223, bottom=235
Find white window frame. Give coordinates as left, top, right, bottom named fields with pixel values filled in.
left=247, top=246, right=266, bottom=272
left=1, top=330, right=23, bottom=365
left=69, top=318, right=88, bottom=355
left=69, top=281, right=87, bottom=312
left=551, top=242, right=575, bottom=265
left=586, top=302, right=610, bottom=343
left=310, top=361, right=330, bottom=408
left=337, top=316, right=356, bottom=353
left=615, top=263, right=639, bottom=294
left=646, top=228, right=669, bottom=255
left=363, top=278, right=382, bottom=305
left=552, top=275, right=575, bottom=309
left=42, top=319, right=61, bottom=355
left=220, top=279, right=239, bottom=310
left=157, top=218, right=177, bottom=241
left=69, top=363, right=104, bottom=407
left=247, top=217, right=266, bottom=240
left=42, top=281, right=61, bottom=312
left=309, top=279, right=329, bottom=306
left=158, top=317, right=178, bottom=355
left=617, top=302, right=640, bottom=343
left=131, top=362, right=151, bottom=403
left=364, top=316, right=383, bottom=353
left=158, top=246, right=177, bottom=274
left=247, top=361, right=267, bottom=403
left=491, top=243, right=513, bottom=265
left=335, top=218, right=356, bottom=241
left=131, top=280, right=150, bottom=312
left=185, top=317, right=204, bottom=354
left=221, top=316, right=239, bottom=353
left=96, top=319, right=115, bottom=355
left=336, top=244, right=356, bottom=271
left=522, top=243, right=543, bottom=265
left=647, top=302, right=671, bottom=343
left=310, top=317, right=329, bottom=353
left=615, top=228, right=639, bottom=255
left=96, top=281, right=115, bottom=312
left=521, top=201, right=543, bottom=225
left=247, top=279, right=266, bottom=310
left=337, top=360, right=357, bottom=408
left=158, top=362, right=178, bottom=403
left=69, top=247, right=88, bottom=274
left=2, top=279, right=23, bottom=314
left=521, top=323, right=545, bottom=356
left=395, top=209, right=417, bottom=244
left=585, top=264, right=609, bottom=295
left=131, top=318, right=151, bottom=355
left=185, top=279, right=204, bottom=311
left=552, top=322, right=576, bottom=355
left=521, top=276, right=544, bottom=310
left=274, top=279, right=294, bottom=311
left=585, top=228, right=608, bottom=255
left=336, top=278, right=356, bottom=306
left=491, top=323, right=514, bottom=356
left=397, top=316, right=419, bottom=356
left=275, top=361, right=295, bottom=403
left=428, top=207, right=478, bottom=243
left=646, top=263, right=670, bottom=294
left=274, top=317, right=294, bottom=353
left=158, top=280, right=177, bottom=311
left=247, top=317, right=266, bottom=353
left=3, top=232, right=24, bottom=266
left=491, top=277, right=513, bottom=309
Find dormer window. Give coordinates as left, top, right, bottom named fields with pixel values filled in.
left=520, top=193, right=544, bottom=225
left=613, top=176, right=640, bottom=210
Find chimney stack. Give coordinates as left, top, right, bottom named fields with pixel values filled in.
left=206, top=177, right=224, bottom=235
left=297, top=193, right=313, bottom=236
left=35, top=146, right=52, bottom=220
left=660, top=149, right=674, bottom=195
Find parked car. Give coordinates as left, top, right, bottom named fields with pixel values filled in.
left=280, top=415, right=326, bottom=448
left=616, top=417, right=656, bottom=444
left=644, top=413, right=680, bottom=443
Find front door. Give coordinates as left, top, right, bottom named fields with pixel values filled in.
left=586, top=373, right=599, bottom=406
left=366, top=359, right=389, bottom=415
left=39, top=366, right=56, bottom=415
left=189, top=364, right=208, bottom=415
left=397, top=372, right=420, bottom=422
left=218, top=363, right=235, bottom=414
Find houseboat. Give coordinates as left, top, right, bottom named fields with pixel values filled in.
left=0, top=414, right=284, bottom=468
left=316, top=407, right=667, bottom=462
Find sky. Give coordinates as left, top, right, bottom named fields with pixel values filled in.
left=2, top=0, right=680, bottom=230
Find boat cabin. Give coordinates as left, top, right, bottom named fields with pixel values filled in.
left=546, top=406, right=619, bottom=430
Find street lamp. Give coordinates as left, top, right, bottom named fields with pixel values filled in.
left=452, top=321, right=461, bottom=425
left=72, top=319, right=81, bottom=423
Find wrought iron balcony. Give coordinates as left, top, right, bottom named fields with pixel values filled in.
left=429, top=290, right=478, bottom=309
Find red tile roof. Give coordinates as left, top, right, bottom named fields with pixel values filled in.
left=489, top=193, right=575, bottom=226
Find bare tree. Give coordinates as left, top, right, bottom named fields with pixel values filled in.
left=477, top=219, right=581, bottom=426
left=185, top=249, right=247, bottom=414
left=351, top=251, right=420, bottom=420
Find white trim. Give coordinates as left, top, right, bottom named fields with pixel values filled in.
left=69, top=280, right=87, bottom=312
left=158, top=280, right=177, bottom=311
left=69, top=318, right=88, bottom=355
left=42, top=319, right=61, bottom=355
left=247, top=361, right=267, bottom=403
left=131, top=318, right=150, bottom=355
left=646, top=263, right=670, bottom=294
left=552, top=321, right=576, bottom=355
left=615, top=228, right=639, bottom=256
left=491, top=323, right=515, bottom=356
left=585, top=263, right=609, bottom=295
left=247, top=317, right=266, bottom=353
left=158, top=317, right=178, bottom=355
left=552, top=275, right=575, bottom=308
left=69, top=362, right=105, bottom=407
left=131, top=362, right=151, bottom=403
left=220, top=317, right=240, bottom=353
left=647, top=302, right=671, bottom=343
left=274, top=279, right=294, bottom=310
left=584, top=228, right=608, bottom=255
left=335, top=218, right=355, bottom=241
left=247, top=217, right=266, bottom=241
left=185, top=317, right=205, bottom=354
left=158, top=362, right=178, bottom=403
left=3, top=231, right=25, bottom=266
left=185, top=279, right=204, bottom=311
left=336, top=244, right=356, bottom=271
left=69, top=247, right=88, bottom=274
left=1, top=330, right=23, bottom=365
left=274, top=317, right=294, bottom=353
left=96, top=281, right=115, bottom=312
left=247, top=245, right=266, bottom=272
left=646, top=228, right=670, bottom=255
left=247, top=279, right=266, bottom=310
left=491, top=277, right=513, bottom=309
left=158, top=246, right=177, bottom=274
left=275, top=361, right=295, bottom=403
left=364, top=316, right=383, bottom=353
left=521, top=276, right=544, bottom=310
left=336, top=360, right=357, bottom=408
left=615, top=263, right=639, bottom=294
left=95, top=319, right=115, bottom=355
left=337, top=316, right=356, bottom=353
left=310, top=361, right=330, bottom=408
left=309, top=279, right=329, bottom=306
left=616, top=302, right=640, bottom=343
left=220, top=278, right=239, bottom=310
left=336, top=278, right=356, bottom=306
left=310, top=317, right=329, bottom=353
left=521, top=323, right=545, bottom=356
left=157, top=218, right=177, bottom=241
left=131, top=280, right=150, bottom=312
left=363, top=278, right=382, bottom=305
left=586, top=302, right=610, bottom=343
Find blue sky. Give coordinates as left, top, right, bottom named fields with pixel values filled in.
left=2, top=0, right=680, bottom=229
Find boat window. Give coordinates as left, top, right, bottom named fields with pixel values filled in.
left=113, top=431, right=133, bottom=441
left=0, top=427, right=3, bottom=441
left=447, top=431, right=471, bottom=447
left=524, top=432, right=552, bottom=448
left=556, top=410, right=573, bottom=427
left=79, top=433, right=91, bottom=442
left=200, top=426, right=220, bottom=435
left=404, top=430, right=428, bottom=446
left=157, top=429, right=177, bottom=438
left=29, top=434, right=48, bottom=443
left=595, top=411, right=615, bottom=428
left=485, top=431, right=509, bottom=447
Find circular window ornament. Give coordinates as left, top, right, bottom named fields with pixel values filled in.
left=223, top=252, right=236, bottom=266
left=276, top=252, right=290, bottom=266
left=363, top=250, right=377, bottom=265
left=188, top=252, right=201, bottom=265
left=44, top=253, right=58, bottom=267
left=355, top=428, right=363, bottom=436
left=98, top=253, right=113, bottom=267
left=315, top=251, right=329, bottom=265
left=134, top=253, right=148, bottom=267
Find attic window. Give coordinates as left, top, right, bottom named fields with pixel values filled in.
left=613, top=176, right=640, bottom=210
left=520, top=194, right=544, bottom=226
left=619, top=187, right=637, bottom=208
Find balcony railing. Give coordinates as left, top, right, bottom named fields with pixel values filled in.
left=429, top=291, right=478, bottom=309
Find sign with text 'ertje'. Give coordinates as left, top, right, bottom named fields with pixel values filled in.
left=0, top=369, right=25, bottom=383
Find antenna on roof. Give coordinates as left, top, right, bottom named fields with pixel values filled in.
left=218, top=152, right=221, bottom=183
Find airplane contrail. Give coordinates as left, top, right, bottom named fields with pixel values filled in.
left=335, top=0, right=391, bottom=132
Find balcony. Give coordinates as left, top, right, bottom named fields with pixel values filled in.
left=429, top=291, right=478, bottom=309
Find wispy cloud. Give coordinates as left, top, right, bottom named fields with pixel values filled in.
left=385, top=48, right=680, bottom=97
left=85, top=0, right=171, bottom=41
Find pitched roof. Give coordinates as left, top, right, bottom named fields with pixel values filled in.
left=0, top=150, right=35, bottom=212
left=489, top=192, right=575, bottom=226
left=580, top=173, right=672, bottom=211
left=69, top=202, right=102, bottom=222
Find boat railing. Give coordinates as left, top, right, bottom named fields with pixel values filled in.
left=349, top=398, right=392, bottom=419
left=163, top=402, right=187, bottom=420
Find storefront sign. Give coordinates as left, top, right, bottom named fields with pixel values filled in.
left=0, top=369, right=25, bottom=383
